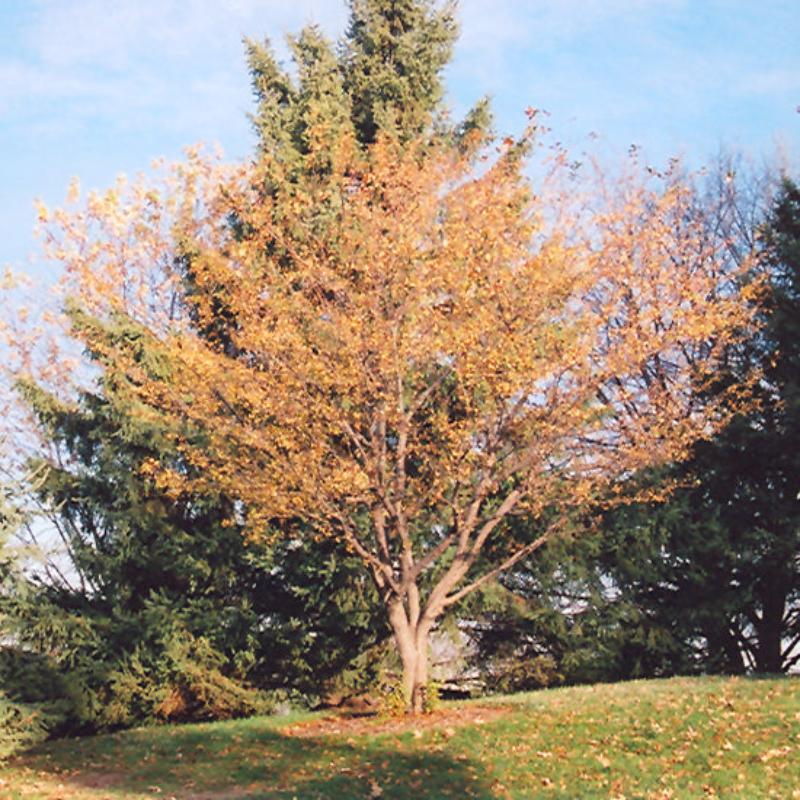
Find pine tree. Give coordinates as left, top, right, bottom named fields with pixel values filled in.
left=9, top=0, right=477, bottom=726
left=678, top=177, right=800, bottom=673
left=602, top=178, right=800, bottom=675
left=8, top=306, right=391, bottom=730
left=246, top=0, right=489, bottom=156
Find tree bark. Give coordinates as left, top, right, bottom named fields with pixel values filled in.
left=388, top=598, right=432, bottom=714
left=754, top=586, right=786, bottom=673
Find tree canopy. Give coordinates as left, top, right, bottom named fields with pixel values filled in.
left=30, top=113, right=759, bottom=710
left=0, top=1, right=773, bottom=719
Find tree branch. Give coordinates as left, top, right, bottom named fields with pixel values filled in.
left=443, top=527, right=553, bottom=608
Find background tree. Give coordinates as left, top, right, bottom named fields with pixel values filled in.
left=246, top=0, right=487, bottom=157
left=461, top=505, right=698, bottom=692
left=183, top=0, right=489, bottom=698
left=0, top=463, right=66, bottom=758
left=471, top=165, right=800, bottom=682
left=1, top=0, right=474, bottom=728
left=2, top=308, right=388, bottom=731
left=606, top=176, right=800, bottom=674
left=4, top=319, right=273, bottom=730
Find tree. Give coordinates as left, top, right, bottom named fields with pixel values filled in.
left=604, top=177, right=800, bottom=674
left=188, top=0, right=487, bottom=700
left=1, top=0, right=473, bottom=723
left=475, top=166, right=800, bottom=680
left=4, top=338, right=274, bottom=729
left=1, top=307, right=388, bottom=730
left=461, top=503, right=700, bottom=691
left=246, top=0, right=475, bottom=156
left=737, top=176, right=800, bottom=671
left=37, top=114, right=760, bottom=712
left=0, top=464, right=64, bottom=758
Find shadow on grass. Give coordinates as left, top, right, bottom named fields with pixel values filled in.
left=19, top=715, right=497, bottom=799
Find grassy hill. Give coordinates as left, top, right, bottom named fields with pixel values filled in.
left=3, top=675, right=798, bottom=799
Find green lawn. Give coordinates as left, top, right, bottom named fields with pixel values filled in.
left=3, top=676, right=798, bottom=799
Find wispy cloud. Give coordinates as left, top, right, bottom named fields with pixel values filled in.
left=740, top=68, right=800, bottom=96
left=0, top=0, right=796, bottom=169
left=0, top=0, right=348, bottom=141
left=458, top=0, right=685, bottom=50
left=449, top=0, right=798, bottom=161
left=27, top=0, right=346, bottom=67
left=0, top=0, right=796, bottom=273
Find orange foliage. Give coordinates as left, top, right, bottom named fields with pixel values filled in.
left=22, top=127, right=759, bottom=709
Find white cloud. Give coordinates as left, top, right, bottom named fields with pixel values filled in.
left=0, top=1, right=348, bottom=140
left=740, top=68, right=800, bottom=96
left=27, top=0, right=346, bottom=67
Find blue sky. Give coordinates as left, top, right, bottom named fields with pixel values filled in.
left=1, top=0, right=798, bottom=272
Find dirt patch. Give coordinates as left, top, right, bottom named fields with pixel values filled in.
left=281, top=704, right=512, bottom=739
left=0, top=769, right=126, bottom=799
left=79, top=771, right=127, bottom=789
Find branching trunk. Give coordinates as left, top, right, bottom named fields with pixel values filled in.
left=374, top=483, right=554, bottom=713
left=388, top=596, right=434, bottom=714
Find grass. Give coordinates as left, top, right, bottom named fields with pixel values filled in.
left=2, top=675, right=798, bottom=799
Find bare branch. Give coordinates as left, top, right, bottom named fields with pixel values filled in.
left=443, top=528, right=554, bottom=608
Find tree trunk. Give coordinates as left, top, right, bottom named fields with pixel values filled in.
left=400, top=627, right=430, bottom=714
left=754, top=587, right=786, bottom=673
left=389, top=600, right=432, bottom=714
left=720, top=626, right=747, bottom=675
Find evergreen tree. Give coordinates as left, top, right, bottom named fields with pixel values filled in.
left=596, top=178, right=800, bottom=675
left=6, top=313, right=268, bottom=729
left=8, top=0, right=480, bottom=728
left=246, top=0, right=489, bottom=157
left=7, top=309, right=388, bottom=730
left=669, top=177, right=800, bottom=673
left=0, top=466, right=68, bottom=756
left=343, top=0, right=458, bottom=144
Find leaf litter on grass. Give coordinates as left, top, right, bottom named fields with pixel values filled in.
left=3, top=676, right=798, bottom=799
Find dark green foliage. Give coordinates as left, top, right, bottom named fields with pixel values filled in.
left=0, top=479, right=66, bottom=757
left=597, top=179, right=800, bottom=675
left=0, top=475, right=24, bottom=607
left=93, top=629, right=271, bottom=726
left=6, top=310, right=384, bottom=733
left=343, top=0, right=458, bottom=143
left=0, top=693, right=47, bottom=760
left=466, top=517, right=696, bottom=690
left=0, top=648, right=84, bottom=737
left=5, top=313, right=269, bottom=730
left=656, top=177, right=800, bottom=673
left=248, top=535, right=389, bottom=699
left=246, top=0, right=490, bottom=159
